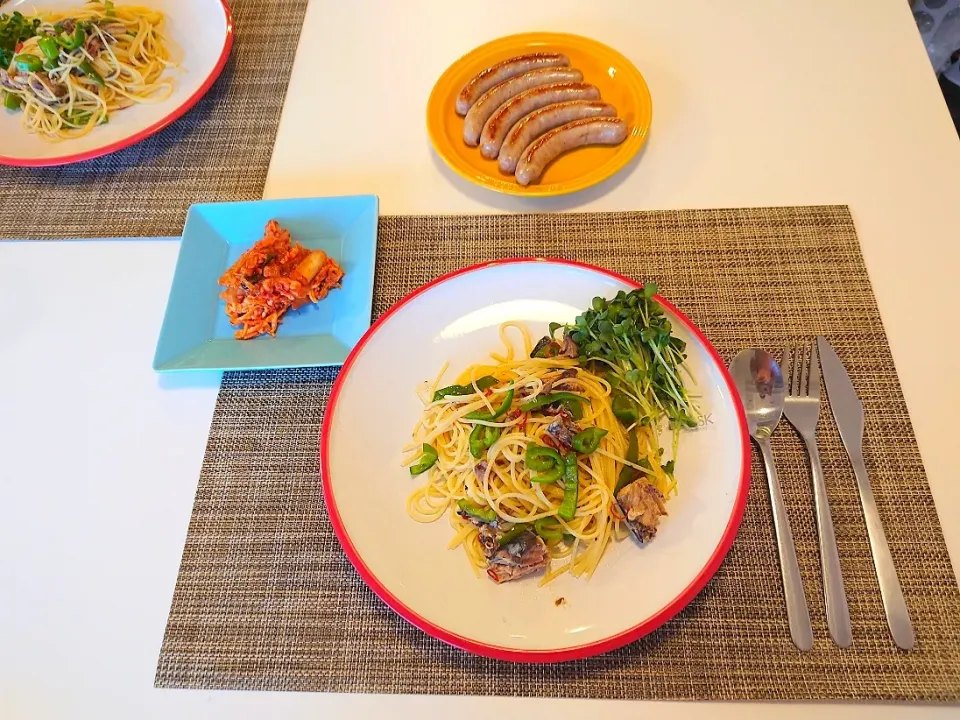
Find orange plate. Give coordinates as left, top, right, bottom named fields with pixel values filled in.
left=426, top=32, right=652, bottom=197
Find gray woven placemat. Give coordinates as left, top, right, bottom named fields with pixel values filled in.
left=0, top=0, right=308, bottom=240
left=156, top=205, right=960, bottom=701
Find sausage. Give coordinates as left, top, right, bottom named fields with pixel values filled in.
left=498, top=100, right=616, bottom=172
left=455, top=52, right=570, bottom=116
left=515, top=117, right=628, bottom=186
left=481, top=89, right=608, bottom=163
left=462, top=68, right=583, bottom=147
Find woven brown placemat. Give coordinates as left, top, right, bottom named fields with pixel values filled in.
left=156, top=205, right=960, bottom=701
left=0, top=0, right=308, bottom=240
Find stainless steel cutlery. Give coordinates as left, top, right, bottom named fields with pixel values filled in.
left=730, top=348, right=813, bottom=651
left=782, top=342, right=852, bottom=648
left=817, top=335, right=915, bottom=650
left=731, top=338, right=913, bottom=649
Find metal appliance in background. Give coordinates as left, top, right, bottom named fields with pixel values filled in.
left=912, top=0, right=960, bottom=79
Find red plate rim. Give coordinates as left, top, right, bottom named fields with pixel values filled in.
left=0, top=0, right=235, bottom=168
left=320, top=257, right=751, bottom=663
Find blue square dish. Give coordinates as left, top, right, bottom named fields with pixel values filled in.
left=153, top=195, right=378, bottom=372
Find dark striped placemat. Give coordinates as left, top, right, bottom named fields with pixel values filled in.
left=0, top=0, right=308, bottom=240
left=155, top=205, right=960, bottom=700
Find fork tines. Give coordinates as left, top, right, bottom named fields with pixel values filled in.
left=782, top=343, right=821, bottom=398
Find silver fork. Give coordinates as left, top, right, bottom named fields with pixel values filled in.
left=782, top=343, right=853, bottom=648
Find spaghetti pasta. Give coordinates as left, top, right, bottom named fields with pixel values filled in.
left=404, top=322, right=678, bottom=585
left=0, top=3, right=176, bottom=141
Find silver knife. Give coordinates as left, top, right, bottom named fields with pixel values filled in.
left=817, top=336, right=914, bottom=649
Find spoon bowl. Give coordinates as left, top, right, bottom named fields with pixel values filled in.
left=729, top=347, right=813, bottom=651
left=729, top=348, right=786, bottom=438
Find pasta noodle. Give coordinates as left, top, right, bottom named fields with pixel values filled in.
left=404, top=322, right=677, bottom=584
left=1, top=3, right=177, bottom=141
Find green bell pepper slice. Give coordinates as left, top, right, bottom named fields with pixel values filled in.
left=457, top=499, right=496, bottom=524
left=530, top=466, right=563, bottom=484
left=571, top=427, right=607, bottom=454
left=534, top=517, right=564, bottom=542
left=78, top=60, right=105, bottom=87
left=409, top=443, right=438, bottom=475
left=3, top=92, right=22, bottom=111
left=519, top=392, right=589, bottom=418
left=614, top=430, right=640, bottom=494
left=464, top=384, right=514, bottom=421
left=497, top=523, right=530, bottom=546
left=558, top=453, right=579, bottom=521
left=14, top=53, right=43, bottom=72
left=433, top=375, right=497, bottom=402
left=37, top=37, right=60, bottom=62
left=469, top=423, right=501, bottom=458
left=612, top=393, right=639, bottom=426
left=524, top=444, right=563, bottom=472
left=56, top=26, right=85, bottom=51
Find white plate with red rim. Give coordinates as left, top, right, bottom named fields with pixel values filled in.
left=322, top=259, right=750, bottom=662
left=0, top=0, right=233, bottom=167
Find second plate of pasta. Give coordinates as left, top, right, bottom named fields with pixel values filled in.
left=322, top=259, right=750, bottom=662
left=0, top=0, right=232, bottom=166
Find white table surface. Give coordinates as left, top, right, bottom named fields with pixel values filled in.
left=4, top=0, right=960, bottom=718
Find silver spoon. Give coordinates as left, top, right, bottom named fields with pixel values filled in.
left=730, top=348, right=814, bottom=651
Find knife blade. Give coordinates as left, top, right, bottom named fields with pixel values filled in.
left=816, top=334, right=915, bottom=649
left=816, top=336, right=865, bottom=453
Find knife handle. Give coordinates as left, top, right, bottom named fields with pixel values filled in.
left=803, top=434, right=852, bottom=647
left=849, top=450, right=915, bottom=650
left=758, top=436, right=814, bottom=651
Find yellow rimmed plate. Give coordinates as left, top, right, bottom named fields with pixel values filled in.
left=426, top=32, right=652, bottom=197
